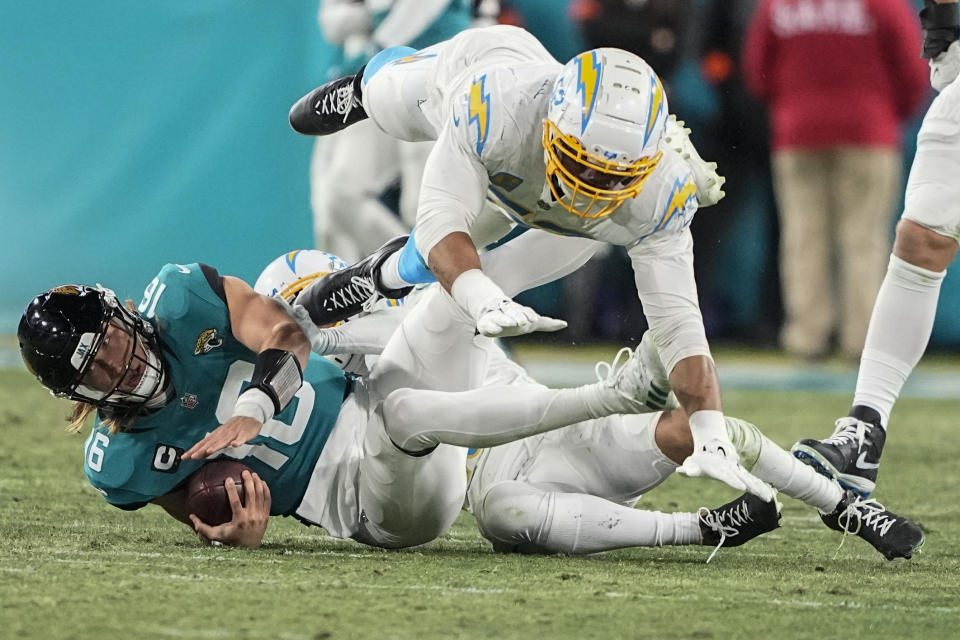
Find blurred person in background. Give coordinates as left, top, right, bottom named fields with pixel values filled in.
left=743, top=0, right=928, bottom=362
left=792, top=0, right=960, bottom=500
left=309, top=0, right=473, bottom=261
left=692, top=0, right=780, bottom=342
left=570, top=0, right=691, bottom=82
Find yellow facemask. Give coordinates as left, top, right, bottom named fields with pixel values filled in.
left=542, top=119, right=662, bottom=219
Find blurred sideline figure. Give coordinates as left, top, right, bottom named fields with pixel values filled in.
left=18, top=249, right=686, bottom=551
left=792, top=0, right=960, bottom=499
left=287, top=26, right=774, bottom=507
left=310, top=0, right=473, bottom=261
left=743, top=0, right=929, bottom=361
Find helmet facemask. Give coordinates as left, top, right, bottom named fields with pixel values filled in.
left=73, top=300, right=166, bottom=410
left=543, top=119, right=663, bottom=218
left=19, top=285, right=166, bottom=412
left=543, top=48, right=668, bottom=218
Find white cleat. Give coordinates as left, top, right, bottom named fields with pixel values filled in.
left=664, top=114, right=726, bottom=207
left=637, top=331, right=679, bottom=411
left=593, top=336, right=675, bottom=415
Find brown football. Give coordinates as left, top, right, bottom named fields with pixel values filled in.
left=185, top=460, right=250, bottom=526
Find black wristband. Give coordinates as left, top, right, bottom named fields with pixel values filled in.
left=248, top=349, right=303, bottom=415
left=920, top=0, right=960, bottom=59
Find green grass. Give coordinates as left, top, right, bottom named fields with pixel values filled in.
left=2, top=367, right=959, bottom=639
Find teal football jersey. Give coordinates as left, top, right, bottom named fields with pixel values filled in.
left=82, top=263, right=348, bottom=516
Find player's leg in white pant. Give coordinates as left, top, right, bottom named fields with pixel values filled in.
left=850, top=75, right=960, bottom=425
left=353, top=406, right=466, bottom=549
left=362, top=48, right=441, bottom=142
left=353, top=286, right=486, bottom=549
left=473, top=480, right=702, bottom=554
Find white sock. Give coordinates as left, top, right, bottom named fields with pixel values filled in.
left=540, top=493, right=702, bottom=553
left=727, top=417, right=842, bottom=513
left=752, top=435, right=842, bottom=513
left=853, top=255, right=945, bottom=428
left=477, top=482, right=701, bottom=554
left=378, top=251, right=412, bottom=290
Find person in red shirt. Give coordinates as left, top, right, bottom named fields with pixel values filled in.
left=743, top=0, right=929, bottom=361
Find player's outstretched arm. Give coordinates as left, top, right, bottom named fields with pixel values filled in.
left=436, top=233, right=567, bottom=337
left=185, top=277, right=312, bottom=460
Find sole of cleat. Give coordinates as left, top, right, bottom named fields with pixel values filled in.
left=791, top=448, right=874, bottom=499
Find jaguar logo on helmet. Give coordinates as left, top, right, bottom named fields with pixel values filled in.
left=194, top=328, right=223, bottom=355
left=51, top=285, right=81, bottom=295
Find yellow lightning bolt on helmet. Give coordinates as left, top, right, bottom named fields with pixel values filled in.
left=544, top=48, right=668, bottom=218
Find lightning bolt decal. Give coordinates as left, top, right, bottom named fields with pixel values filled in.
left=655, top=177, right=697, bottom=232
left=469, top=75, right=491, bottom=156
left=644, top=74, right=666, bottom=147
left=576, top=51, right=601, bottom=134
left=284, top=250, right=301, bottom=271
left=389, top=52, right=438, bottom=66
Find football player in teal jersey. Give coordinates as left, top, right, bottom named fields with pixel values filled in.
left=19, top=259, right=681, bottom=549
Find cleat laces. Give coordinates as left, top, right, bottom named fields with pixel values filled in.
left=832, top=496, right=897, bottom=557
left=698, top=501, right=753, bottom=564
left=822, top=418, right=867, bottom=449
left=594, top=347, right=644, bottom=405
left=324, top=276, right=382, bottom=313
left=315, top=83, right=361, bottom=124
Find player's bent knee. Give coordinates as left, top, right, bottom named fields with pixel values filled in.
left=892, top=220, right=959, bottom=272
left=474, top=481, right=552, bottom=553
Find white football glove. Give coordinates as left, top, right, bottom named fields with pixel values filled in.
left=475, top=297, right=567, bottom=338
left=677, top=439, right=775, bottom=502
left=931, top=40, right=960, bottom=92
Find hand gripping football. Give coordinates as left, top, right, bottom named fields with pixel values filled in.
left=185, top=460, right=250, bottom=526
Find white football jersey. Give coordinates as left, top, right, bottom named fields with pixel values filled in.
left=404, top=25, right=699, bottom=250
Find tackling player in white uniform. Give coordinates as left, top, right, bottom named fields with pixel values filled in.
left=792, top=0, right=960, bottom=499
left=245, top=250, right=925, bottom=560
left=288, top=26, right=750, bottom=503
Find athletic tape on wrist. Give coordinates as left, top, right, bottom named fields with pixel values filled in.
left=232, top=387, right=274, bottom=424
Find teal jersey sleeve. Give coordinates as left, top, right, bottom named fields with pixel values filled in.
left=83, top=263, right=348, bottom=516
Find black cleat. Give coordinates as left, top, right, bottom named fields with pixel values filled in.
left=289, top=68, right=368, bottom=136
left=296, top=235, right=413, bottom=326
left=791, top=411, right=885, bottom=499
left=699, top=491, right=781, bottom=562
left=820, top=490, right=924, bottom=560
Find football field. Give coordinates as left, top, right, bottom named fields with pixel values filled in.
left=2, top=351, right=959, bottom=640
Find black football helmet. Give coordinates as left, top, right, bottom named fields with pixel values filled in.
left=18, top=284, right=166, bottom=409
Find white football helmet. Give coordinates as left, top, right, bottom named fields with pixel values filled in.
left=543, top=48, right=668, bottom=218
left=255, top=249, right=373, bottom=374
left=254, top=250, right=349, bottom=303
